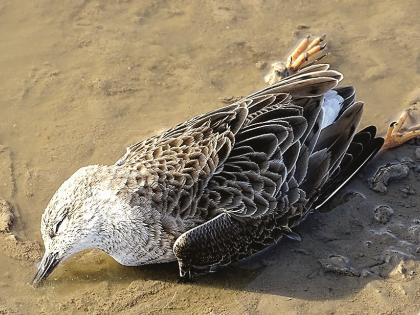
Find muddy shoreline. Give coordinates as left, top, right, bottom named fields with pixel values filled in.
left=1, top=142, right=419, bottom=315
left=1, top=0, right=420, bottom=314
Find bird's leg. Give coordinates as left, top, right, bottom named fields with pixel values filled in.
left=285, top=35, right=311, bottom=70
left=264, top=35, right=328, bottom=85
left=383, top=105, right=420, bottom=149
left=288, top=35, right=327, bottom=72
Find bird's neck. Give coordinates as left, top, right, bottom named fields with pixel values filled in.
left=85, top=165, right=180, bottom=266
left=98, top=200, right=176, bottom=266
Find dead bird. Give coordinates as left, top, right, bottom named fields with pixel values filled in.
left=33, top=36, right=419, bottom=285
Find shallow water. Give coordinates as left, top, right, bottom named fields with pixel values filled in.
left=0, top=0, right=419, bottom=314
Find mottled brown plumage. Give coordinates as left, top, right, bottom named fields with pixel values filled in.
left=33, top=63, right=383, bottom=285
left=113, top=64, right=382, bottom=277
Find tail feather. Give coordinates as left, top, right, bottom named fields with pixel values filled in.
left=305, top=84, right=383, bottom=211
left=335, top=86, right=356, bottom=113
left=314, top=126, right=384, bottom=211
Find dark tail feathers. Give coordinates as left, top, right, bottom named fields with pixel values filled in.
left=314, top=125, right=384, bottom=211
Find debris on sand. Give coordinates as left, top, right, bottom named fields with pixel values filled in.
left=389, top=260, right=416, bottom=280
left=220, top=95, right=244, bottom=104
left=373, top=205, right=394, bottom=224
left=415, top=147, right=420, bottom=161
left=369, top=162, right=410, bottom=193
left=319, top=255, right=360, bottom=277
left=381, top=249, right=415, bottom=267
left=400, top=185, right=416, bottom=196
left=0, top=234, right=42, bottom=263
left=0, top=197, right=42, bottom=263
left=407, top=225, right=420, bottom=243
left=324, top=190, right=366, bottom=211
left=0, top=198, right=14, bottom=232
left=255, top=61, right=267, bottom=70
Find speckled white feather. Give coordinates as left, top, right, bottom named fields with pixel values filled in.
left=40, top=165, right=178, bottom=267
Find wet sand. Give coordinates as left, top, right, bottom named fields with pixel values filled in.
left=0, top=0, right=419, bottom=314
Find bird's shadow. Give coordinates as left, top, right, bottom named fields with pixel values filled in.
left=51, top=145, right=420, bottom=301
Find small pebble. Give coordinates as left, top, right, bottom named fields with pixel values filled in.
left=373, top=205, right=394, bottom=224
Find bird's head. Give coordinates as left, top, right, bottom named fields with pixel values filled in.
left=32, top=165, right=124, bottom=286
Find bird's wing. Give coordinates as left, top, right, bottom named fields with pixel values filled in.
left=115, top=67, right=339, bottom=219
left=198, top=94, right=308, bottom=220
left=197, top=66, right=344, bottom=221
left=115, top=101, right=251, bottom=217
left=173, top=66, right=368, bottom=276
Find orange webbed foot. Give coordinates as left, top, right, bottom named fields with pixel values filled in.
left=383, top=105, right=420, bottom=150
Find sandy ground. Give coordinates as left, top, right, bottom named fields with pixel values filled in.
left=0, top=0, right=420, bottom=314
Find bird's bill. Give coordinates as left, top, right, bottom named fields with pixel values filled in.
left=32, top=251, right=61, bottom=286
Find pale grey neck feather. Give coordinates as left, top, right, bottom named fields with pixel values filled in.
left=43, top=165, right=187, bottom=267
left=88, top=166, right=180, bottom=266
left=98, top=203, right=177, bottom=266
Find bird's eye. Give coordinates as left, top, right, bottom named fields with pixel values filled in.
left=49, top=211, right=69, bottom=238
left=54, top=217, right=65, bottom=234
